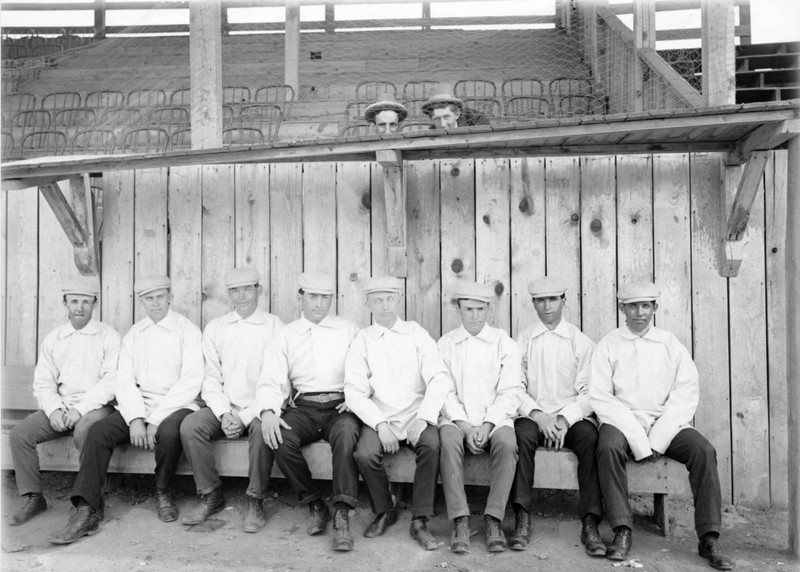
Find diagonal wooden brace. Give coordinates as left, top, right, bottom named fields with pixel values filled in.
left=377, top=150, right=407, bottom=277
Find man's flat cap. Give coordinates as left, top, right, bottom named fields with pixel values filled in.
left=62, top=275, right=101, bottom=297
left=364, top=94, right=409, bottom=123
left=135, top=274, right=171, bottom=296
left=452, top=281, right=495, bottom=303
left=422, top=85, right=464, bottom=116
left=528, top=277, right=567, bottom=298
left=362, top=276, right=403, bottom=295
left=225, top=267, right=261, bottom=289
left=617, top=281, right=660, bottom=303
left=298, top=272, right=335, bottom=295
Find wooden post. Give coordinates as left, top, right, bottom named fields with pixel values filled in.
left=285, top=0, right=301, bottom=97
left=377, top=150, right=407, bottom=277
left=738, top=0, right=752, bottom=45
left=189, top=0, right=223, bottom=150
left=422, top=2, right=431, bottom=31
left=583, top=2, right=598, bottom=79
left=93, top=0, right=106, bottom=39
left=633, top=0, right=655, bottom=112
left=787, top=135, right=800, bottom=557
left=324, top=3, right=334, bottom=34
left=701, top=0, right=736, bottom=106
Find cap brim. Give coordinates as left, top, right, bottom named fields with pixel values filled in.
left=365, top=103, right=408, bottom=123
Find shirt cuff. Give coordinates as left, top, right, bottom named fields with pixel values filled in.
left=558, top=403, right=584, bottom=428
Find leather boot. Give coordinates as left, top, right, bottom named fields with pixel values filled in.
left=410, top=517, right=438, bottom=550
left=331, top=506, right=354, bottom=552
left=450, top=515, right=471, bottom=554
left=307, top=499, right=330, bottom=536
left=10, top=492, right=47, bottom=526
left=242, top=496, right=266, bottom=533
left=364, top=497, right=397, bottom=538
left=606, top=525, right=632, bottom=561
left=182, top=487, right=225, bottom=525
left=49, top=503, right=101, bottom=545
left=509, top=507, right=530, bottom=551
left=156, top=488, right=179, bottom=522
left=484, top=514, right=507, bottom=553
left=698, top=534, right=733, bottom=570
left=580, top=513, right=607, bottom=557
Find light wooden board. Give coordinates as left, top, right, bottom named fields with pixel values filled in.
left=476, top=158, right=511, bottom=333
left=616, top=155, right=654, bottom=286
left=369, top=161, right=405, bottom=320
left=406, top=159, right=441, bottom=338
left=510, top=157, right=546, bottom=337
left=579, top=156, right=617, bottom=342
left=168, top=165, right=203, bottom=326
left=653, top=154, right=692, bottom=348
left=545, top=157, right=581, bottom=327
left=765, top=150, right=788, bottom=507
left=440, top=159, right=475, bottom=335
left=201, top=165, right=235, bottom=328
left=133, top=168, right=168, bottom=323
left=234, top=163, right=271, bottom=312
left=302, top=162, right=337, bottom=296
left=335, top=162, right=371, bottom=327
left=269, top=163, right=303, bottom=324
left=5, top=188, right=38, bottom=366
left=690, top=152, right=732, bottom=503
left=100, top=171, right=134, bottom=335
left=726, top=161, right=770, bottom=508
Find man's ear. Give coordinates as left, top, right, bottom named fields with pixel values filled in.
left=652, top=302, right=659, bottom=312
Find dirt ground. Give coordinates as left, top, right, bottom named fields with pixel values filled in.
left=0, top=470, right=795, bottom=572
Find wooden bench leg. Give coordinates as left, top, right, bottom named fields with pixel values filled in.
left=653, top=493, right=669, bottom=536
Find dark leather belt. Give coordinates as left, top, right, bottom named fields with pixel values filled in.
left=295, top=392, right=344, bottom=404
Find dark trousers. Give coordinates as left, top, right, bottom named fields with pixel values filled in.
left=596, top=424, right=722, bottom=538
left=70, top=409, right=192, bottom=512
left=511, top=417, right=603, bottom=519
left=353, top=424, right=439, bottom=519
left=273, top=404, right=361, bottom=508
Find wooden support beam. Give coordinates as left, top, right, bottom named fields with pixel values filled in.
left=787, top=135, right=800, bottom=557
left=285, top=0, right=300, bottom=96
left=93, top=0, right=106, bottom=39
left=377, top=150, right=407, bottom=277
left=633, top=0, right=655, bottom=113
left=724, top=150, right=769, bottom=241
left=727, top=119, right=800, bottom=165
left=190, top=0, right=223, bottom=149
left=701, top=0, right=736, bottom=106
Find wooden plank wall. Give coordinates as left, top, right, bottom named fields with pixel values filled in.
left=1, top=151, right=789, bottom=509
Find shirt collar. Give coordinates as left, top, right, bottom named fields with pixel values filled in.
left=141, top=309, right=178, bottom=332
left=368, top=317, right=412, bottom=338
left=452, top=323, right=499, bottom=343
left=295, top=314, right=336, bottom=333
left=226, top=309, right=267, bottom=325
left=621, top=324, right=668, bottom=342
left=59, top=319, right=99, bottom=338
left=529, top=319, right=571, bottom=339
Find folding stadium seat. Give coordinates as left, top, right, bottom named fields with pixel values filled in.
left=557, top=94, right=607, bottom=118
left=121, top=127, right=169, bottom=153
left=239, top=104, right=282, bottom=142
left=96, top=108, right=144, bottom=133
left=85, top=90, right=125, bottom=108
left=3, top=44, right=28, bottom=60
left=548, top=78, right=593, bottom=102
left=454, top=79, right=498, bottom=99
left=1, top=131, right=16, bottom=159
left=127, top=89, right=167, bottom=108
left=253, top=85, right=295, bottom=119
left=32, top=43, right=62, bottom=59
left=355, top=81, right=397, bottom=101
left=339, top=123, right=372, bottom=137
left=501, top=78, right=547, bottom=109
left=402, top=98, right=428, bottom=120
left=504, top=96, right=551, bottom=120
left=222, top=127, right=264, bottom=146
left=402, top=80, right=438, bottom=101
left=399, top=121, right=431, bottom=133
left=170, top=88, right=191, bottom=106
left=70, top=129, right=116, bottom=155
left=53, top=108, right=97, bottom=141
left=222, top=104, right=236, bottom=128
left=12, top=110, right=52, bottom=134
left=168, top=127, right=192, bottom=151
left=223, top=87, right=251, bottom=106
left=20, top=130, right=67, bottom=157
left=42, top=92, right=83, bottom=110
left=2, top=93, right=37, bottom=113
left=147, top=106, right=190, bottom=130
left=463, top=97, right=503, bottom=120
left=344, top=101, right=373, bottom=125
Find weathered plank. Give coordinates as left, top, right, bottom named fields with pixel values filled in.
left=406, top=160, right=441, bottom=338
left=545, top=157, right=581, bottom=327
left=168, top=166, right=203, bottom=326
left=579, top=155, right=616, bottom=341
left=5, top=188, right=38, bottom=366
left=133, top=168, right=168, bottom=323
left=369, top=162, right=406, bottom=319
left=335, top=162, right=371, bottom=327
left=269, top=163, right=303, bottom=324
left=234, top=163, right=270, bottom=311
left=475, top=158, right=511, bottom=333
left=302, top=162, right=337, bottom=289
left=616, top=155, right=654, bottom=288
left=440, top=159, right=475, bottom=335
left=201, top=165, right=235, bottom=327
left=100, top=171, right=134, bottom=335
left=510, top=157, right=545, bottom=337
left=690, top=153, right=732, bottom=502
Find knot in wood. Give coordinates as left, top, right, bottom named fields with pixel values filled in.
left=482, top=215, right=490, bottom=224
left=570, top=213, right=579, bottom=223
left=494, top=281, right=504, bottom=296
left=349, top=273, right=358, bottom=281
left=590, top=218, right=602, bottom=233
left=518, top=197, right=530, bottom=213
left=361, top=192, right=371, bottom=210
left=450, top=167, right=460, bottom=177
left=451, top=259, right=464, bottom=274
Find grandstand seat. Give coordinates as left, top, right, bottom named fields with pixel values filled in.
left=239, top=104, right=282, bottom=142
left=2, top=68, right=21, bottom=94
left=223, top=86, right=251, bottom=106
left=70, top=129, right=116, bottom=155
left=222, top=127, right=264, bottom=146
left=169, top=88, right=191, bottom=106
left=463, top=97, right=502, bottom=119
left=147, top=106, right=190, bottom=130
left=402, top=80, right=438, bottom=100
left=454, top=79, right=498, bottom=99
left=2, top=93, right=37, bottom=113
left=20, top=130, right=67, bottom=157
left=31, top=43, right=62, bottom=58
left=501, top=78, right=547, bottom=108
left=338, top=123, right=372, bottom=137
left=549, top=77, right=592, bottom=102
left=3, top=44, right=27, bottom=60
left=344, top=101, right=373, bottom=125
left=253, top=85, right=295, bottom=119
left=168, top=128, right=191, bottom=151
left=222, top=104, right=236, bottom=128
left=505, top=96, right=551, bottom=120
left=402, top=98, right=429, bottom=120
left=1, top=131, right=15, bottom=159
left=96, top=108, right=144, bottom=132
left=127, top=89, right=167, bottom=108
left=558, top=94, right=607, bottom=117
left=12, top=110, right=52, bottom=132
left=85, top=90, right=125, bottom=108
left=53, top=108, right=97, bottom=129
left=42, top=92, right=82, bottom=110
left=122, top=127, right=170, bottom=153
left=400, top=121, right=431, bottom=133
left=355, top=81, right=397, bottom=101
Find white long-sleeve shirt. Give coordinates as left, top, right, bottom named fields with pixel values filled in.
left=438, top=324, right=522, bottom=431
left=344, top=318, right=453, bottom=440
left=115, top=310, right=204, bottom=427
left=201, top=309, right=284, bottom=427
left=257, top=314, right=359, bottom=416
left=589, top=325, right=699, bottom=460
left=516, top=319, right=594, bottom=427
left=33, top=319, right=120, bottom=417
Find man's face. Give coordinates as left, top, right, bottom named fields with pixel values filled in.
left=228, top=283, right=261, bottom=319
left=140, top=288, right=171, bottom=323
left=431, top=106, right=460, bottom=129
left=457, top=299, right=489, bottom=336
left=64, top=294, right=96, bottom=330
left=532, top=295, right=565, bottom=329
left=373, top=110, right=401, bottom=134
left=619, top=301, right=657, bottom=335
left=300, top=291, right=333, bottom=324
left=366, top=291, right=400, bottom=328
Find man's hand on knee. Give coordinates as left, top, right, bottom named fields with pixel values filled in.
left=260, top=410, right=290, bottom=450
left=49, top=409, right=68, bottom=432
left=63, top=408, right=82, bottom=430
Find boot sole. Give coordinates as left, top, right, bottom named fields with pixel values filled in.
left=181, top=502, right=225, bottom=525
left=49, top=526, right=100, bottom=545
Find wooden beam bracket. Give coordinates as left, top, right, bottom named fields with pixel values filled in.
left=378, top=149, right=407, bottom=277
left=726, top=119, right=800, bottom=165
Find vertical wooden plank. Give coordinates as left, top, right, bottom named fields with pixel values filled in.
left=406, top=160, right=441, bottom=338
left=616, top=155, right=654, bottom=288
left=284, top=0, right=300, bottom=95
left=765, top=150, right=788, bottom=508
left=580, top=156, right=616, bottom=342
left=440, top=159, right=475, bottom=335
left=201, top=165, right=235, bottom=327
left=690, top=153, right=732, bottom=502
left=234, top=163, right=270, bottom=311
left=727, top=155, right=770, bottom=507
left=475, top=158, right=511, bottom=334
left=169, top=166, right=203, bottom=326
left=5, top=189, right=38, bottom=366
left=653, top=154, right=692, bottom=348
left=786, top=137, right=800, bottom=556
left=302, top=162, right=337, bottom=283
left=510, top=158, right=545, bottom=337
left=134, top=168, right=168, bottom=322
left=545, top=157, right=581, bottom=327
left=270, top=163, right=303, bottom=323
left=101, top=171, right=134, bottom=335
left=336, top=162, right=372, bottom=327
left=701, top=0, right=736, bottom=106
left=370, top=163, right=406, bottom=320
left=189, top=0, right=222, bottom=149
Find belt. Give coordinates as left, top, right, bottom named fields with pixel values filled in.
left=295, top=392, right=344, bottom=404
